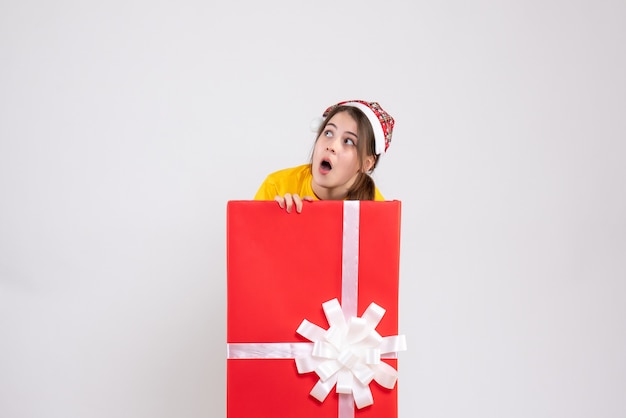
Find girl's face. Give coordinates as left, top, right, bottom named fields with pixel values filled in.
left=311, top=111, right=374, bottom=200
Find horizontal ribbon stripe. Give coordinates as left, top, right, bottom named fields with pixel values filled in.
left=227, top=342, right=313, bottom=359
left=226, top=343, right=398, bottom=360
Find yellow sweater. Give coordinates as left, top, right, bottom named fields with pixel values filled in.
left=254, top=164, right=384, bottom=201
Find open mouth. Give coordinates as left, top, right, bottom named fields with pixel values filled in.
left=320, top=159, right=332, bottom=171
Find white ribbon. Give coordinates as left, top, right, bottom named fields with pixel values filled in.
left=226, top=201, right=406, bottom=416
left=295, top=298, right=407, bottom=410
left=341, top=200, right=360, bottom=319
left=227, top=342, right=313, bottom=359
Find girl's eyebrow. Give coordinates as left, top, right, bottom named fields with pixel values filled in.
left=326, top=123, right=358, bottom=139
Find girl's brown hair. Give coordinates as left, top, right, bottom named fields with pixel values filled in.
left=312, top=106, right=380, bottom=200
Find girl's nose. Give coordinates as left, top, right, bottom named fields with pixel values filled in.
left=326, top=138, right=338, bottom=153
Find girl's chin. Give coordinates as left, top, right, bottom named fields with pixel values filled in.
left=311, top=175, right=333, bottom=191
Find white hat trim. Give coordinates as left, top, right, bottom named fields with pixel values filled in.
left=341, top=101, right=386, bottom=155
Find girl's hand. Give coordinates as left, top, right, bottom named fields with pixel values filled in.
left=274, top=193, right=313, bottom=213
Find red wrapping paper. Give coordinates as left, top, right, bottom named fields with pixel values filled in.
left=226, top=200, right=402, bottom=418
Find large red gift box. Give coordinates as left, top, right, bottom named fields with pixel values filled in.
left=226, top=200, right=403, bottom=418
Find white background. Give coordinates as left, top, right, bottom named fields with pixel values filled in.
left=1, top=1, right=625, bottom=417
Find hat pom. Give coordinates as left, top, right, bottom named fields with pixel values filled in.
left=310, top=116, right=324, bottom=133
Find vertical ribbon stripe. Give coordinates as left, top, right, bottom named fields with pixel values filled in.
left=341, top=201, right=360, bottom=320
left=340, top=201, right=359, bottom=416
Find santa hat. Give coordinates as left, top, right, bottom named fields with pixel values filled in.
left=311, top=100, right=395, bottom=154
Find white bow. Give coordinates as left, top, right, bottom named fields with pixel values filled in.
left=295, top=298, right=407, bottom=409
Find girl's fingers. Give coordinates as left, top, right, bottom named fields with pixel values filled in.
left=284, top=193, right=294, bottom=213
left=274, top=195, right=285, bottom=209
left=293, top=194, right=303, bottom=213
left=274, top=194, right=311, bottom=213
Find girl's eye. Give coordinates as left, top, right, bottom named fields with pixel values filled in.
left=344, top=138, right=355, bottom=145
left=324, top=130, right=333, bottom=137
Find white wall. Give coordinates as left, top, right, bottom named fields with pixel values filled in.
left=1, top=1, right=625, bottom=417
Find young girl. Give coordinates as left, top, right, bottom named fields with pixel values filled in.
left=254, top=100, right=394, bottom=213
